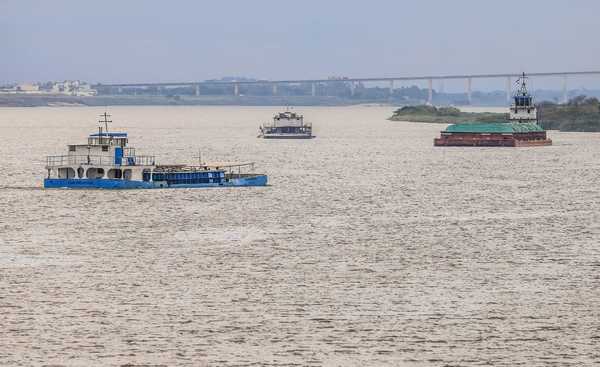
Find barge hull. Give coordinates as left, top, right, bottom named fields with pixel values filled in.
left=434, top=138, right=553, bottom=147
left=514, top=139, right=553, bottom=147
left=434, top=132, right=552, bottom=147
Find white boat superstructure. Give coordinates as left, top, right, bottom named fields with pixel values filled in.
left=259, top=111, right=314, bottom=139
left=45, top=113, right=155, bottom=185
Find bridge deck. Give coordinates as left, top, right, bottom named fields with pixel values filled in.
left=97, top=71, right=600, bottom=88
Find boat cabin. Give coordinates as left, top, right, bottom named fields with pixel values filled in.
left=45, top=113, right=155, bottom=181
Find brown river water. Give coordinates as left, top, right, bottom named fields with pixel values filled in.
left=0, top=106, right=599, bottom=366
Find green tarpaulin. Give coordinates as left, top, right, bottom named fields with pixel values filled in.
left=444, top=122, right=545, bottom=133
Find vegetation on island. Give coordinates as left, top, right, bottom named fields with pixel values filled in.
left=537, top=96, right=600, bottom=132
left=390, top=96, right=600, bottom=132
left=388, top=105, right=508, bottom=124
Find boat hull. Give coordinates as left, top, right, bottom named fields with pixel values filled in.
left=262, top=134, right=315, bottom=139
left=44, top=179, right=153, bottom=189
left=44, top=175, right=268, bottom=189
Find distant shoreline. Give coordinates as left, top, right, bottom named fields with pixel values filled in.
left=0, top=94, right=521, bottom=109
left=0, top=94, right=399, bottom=107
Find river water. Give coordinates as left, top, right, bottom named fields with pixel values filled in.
left=1, top=106, right=599, bottom=366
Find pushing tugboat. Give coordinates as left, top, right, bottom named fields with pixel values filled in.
left=259, top=110, right=314, bottom=139
left=434, top=73, right=552, bottom=147
left=44, top=113, right=268, bottom=189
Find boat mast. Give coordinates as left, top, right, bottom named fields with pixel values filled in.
left=99, top=112, right=112, bottom=135
left=193, top=149, right=203, bottom=166
left=515, top=72, right=529, bottom=97
left=98, top=111, right=112, bottom=143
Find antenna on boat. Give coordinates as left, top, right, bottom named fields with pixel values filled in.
left=515, top=72, right=528, bottom=96
left=193, top=149, right=203, bottom=166
left=99, top=111, right=112, bottom=134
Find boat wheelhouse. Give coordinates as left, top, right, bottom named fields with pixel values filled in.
left=434, top=73, right=552, bottom=147
left=259, top=111, right=314, bottom=139
left=44, top=113, right=268, bottom=189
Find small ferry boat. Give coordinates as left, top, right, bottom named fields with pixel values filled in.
left=259, top=110, right=314, bottom=139
left=434, top=73, right=552, bottom=147
left=44, top=113, right=268, bottom=189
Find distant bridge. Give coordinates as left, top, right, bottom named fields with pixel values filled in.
left=95, top=71, right=600, bottom=104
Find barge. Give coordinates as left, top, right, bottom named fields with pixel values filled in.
left=434, top=73, right=552, bottom=147
left=44, top=113, right=268, bottom=189
left=259, top=110, right=314, bottom=139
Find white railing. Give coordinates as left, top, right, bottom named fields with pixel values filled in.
left=125, top=155, right=155, bottom=166
left=262, top=121, right=312, bottom=128
left=46, top=154, right=155, bottom=168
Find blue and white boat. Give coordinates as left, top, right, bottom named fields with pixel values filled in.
left=44, top=113, right=268, bottom=189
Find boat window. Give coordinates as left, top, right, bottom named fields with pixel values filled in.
left=69, top=145, right=76, bottom=152
left=123, top=169, right=132, bottom=180
left=77, top=167, right=84, bottom=178
left=102, top=145, right=109, bottom=152
left=86, top=167, right=104, bottom=179
left=107, top=168, right=122, bottom=179
left=58, top=167, right=76, bottom=179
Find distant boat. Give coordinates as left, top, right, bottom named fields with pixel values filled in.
left=434, top=73, right=552, bottom=147
left=258, top=110, right=314, bottom=139
left=44, top=112, right=268, bottom=189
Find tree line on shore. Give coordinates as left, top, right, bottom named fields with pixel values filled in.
left=538, top=96, right=600, bottom=131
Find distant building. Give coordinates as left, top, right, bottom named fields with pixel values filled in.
left=17, top=83, right=40, bottom=92
left=0, top=80, right=96, bottom=96
left=51, top=80, right=97, bottom=96
left=0, top=85, right=18, bottom=94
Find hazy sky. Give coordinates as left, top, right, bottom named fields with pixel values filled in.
left=2, top=0, right=600, bottom=87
